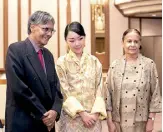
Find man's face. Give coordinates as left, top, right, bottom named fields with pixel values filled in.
left=30, top=21, right=55, bottom=48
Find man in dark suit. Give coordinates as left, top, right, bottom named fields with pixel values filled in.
left=5, top=11, right=63, bottom=132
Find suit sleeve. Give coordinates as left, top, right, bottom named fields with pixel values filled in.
left=50, top=57, right=63, bottom=121
left=6, top=45, right=47, bottom=120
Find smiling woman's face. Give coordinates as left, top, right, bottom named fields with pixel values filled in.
left=66, top=31, right=85, bottom=57
left=122, top=31, right=141, bottom=56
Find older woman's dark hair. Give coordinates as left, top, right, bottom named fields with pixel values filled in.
left=64, top=21, right=86, bottom=40
left=122, top=28, right=141, bottom=41
left=28, top=11, right=54, bottom=35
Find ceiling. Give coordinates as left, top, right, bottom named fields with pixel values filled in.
left=114, top=0, right=162, bottom=18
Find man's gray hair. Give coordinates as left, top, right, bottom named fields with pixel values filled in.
left=28, top=11, right=55, bottom=35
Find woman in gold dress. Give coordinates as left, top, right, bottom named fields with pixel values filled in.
left=106, top=29, right=161, bottom=132
left=56, top=21, right=107, bottom=132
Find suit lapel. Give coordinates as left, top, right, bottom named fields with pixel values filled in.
left=25, top=38, right=52, bottom=99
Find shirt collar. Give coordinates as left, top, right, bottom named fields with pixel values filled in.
left=28, top=37, right=42, bottom=53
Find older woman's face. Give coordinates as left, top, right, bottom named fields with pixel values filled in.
left=122, top=31, right=141, bottom=56
left=66, top=31, right=85, bottom=56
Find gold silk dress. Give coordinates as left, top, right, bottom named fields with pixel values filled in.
left=56, top=50, right=107, bottom=132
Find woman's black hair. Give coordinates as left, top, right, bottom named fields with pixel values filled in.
left=64, top=21, right=86, bottom=40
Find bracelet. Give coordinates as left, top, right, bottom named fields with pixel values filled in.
left=148, top=117, right=155, bottom=121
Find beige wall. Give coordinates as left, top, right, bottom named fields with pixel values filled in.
left=109, top=0, right=128, bottom=63
left=21, top=0, right=29, bottom=40
left=0, top=0, right=4, bottom=68
left=59, top=0, right=67, bottom=56
left=81, top=0, right=91, bottom=53
left=8, top=0, right=18, bottom=46
left=0, top=85, right=6, bottom=120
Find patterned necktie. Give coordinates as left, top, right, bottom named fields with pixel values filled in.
left=37, top=49, right=44, bottom=69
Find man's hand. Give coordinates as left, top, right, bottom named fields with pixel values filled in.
left=47, top=122, right=55, bottom=132
left=42, top=110, right=57, bottom=131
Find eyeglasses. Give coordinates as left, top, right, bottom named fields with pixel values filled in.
left=38, top=26, right=56, bottom=34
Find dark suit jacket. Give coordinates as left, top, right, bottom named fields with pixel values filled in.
left=5, top=38, right=63, bottom=132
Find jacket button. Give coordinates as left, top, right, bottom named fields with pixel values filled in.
left=30, top=112, right=36, bottom=118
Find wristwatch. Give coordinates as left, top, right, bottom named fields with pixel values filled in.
left=148, top=117, right=155, bottom=121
